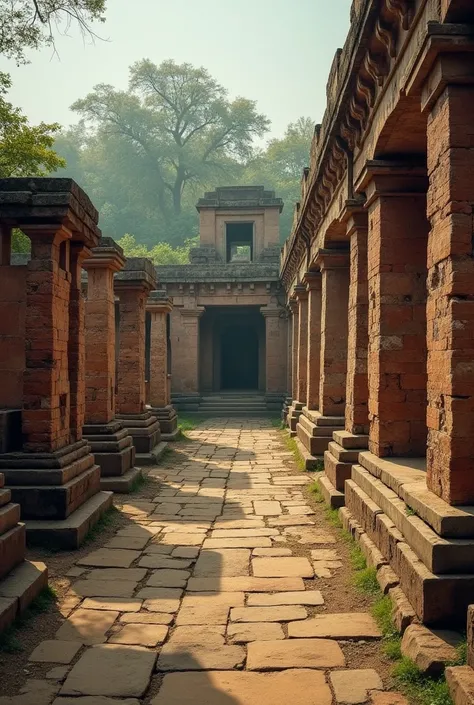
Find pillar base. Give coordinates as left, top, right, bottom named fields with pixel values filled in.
left=345, top=451, right=474, bottom=626
left=0, top=473, right=48, bottom=633
left=82, top=419, right=141, bottom=494
left=0, top=440, right=101, bottom=520
left=324, top=430, right=369, bottom=497
left=317, top=474, right=345, bottom=509
left=264, top=393, right=285, bottom=412
left=99, top=467, right=143, bottom=493
left=150, top=405, right=178, bottom=439
left=117, top=411, right=167, bottom=466
left=287, top=401, right=304, bottom=434
left=282, top=396, right=292, bottom=423
left=171, top=394, right=202, bottom=412
left=296, top=408, right=344, bottom=456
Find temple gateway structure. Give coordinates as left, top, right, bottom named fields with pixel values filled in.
left=156, top=186, right=288, bottom=415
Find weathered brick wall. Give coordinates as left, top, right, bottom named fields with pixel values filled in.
left=116, top=289, right=147, bottom=414
left=0, top=265, right=26, bottom=409
left=367, top=193, right=428, bottom=457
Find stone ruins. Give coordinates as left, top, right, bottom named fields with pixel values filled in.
left=1, top=0, right=474, bottom=703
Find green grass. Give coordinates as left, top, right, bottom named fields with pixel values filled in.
left=284, top=434, right=306, bottom=472
left=0, top=586, right=57, bottom=654
left=178, top=414, right=199, bottom=435
left=392, top=658, right=453, bottom=705
left=130, top=473, right=148, bottom=493
left=405, top=506, right=417, bottom=517
left=83, top=505, right=120, bottom=545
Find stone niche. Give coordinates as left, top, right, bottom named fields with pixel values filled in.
left=0, top=178, right=113, bottom=549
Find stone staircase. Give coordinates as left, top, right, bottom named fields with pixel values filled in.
left=198, top=393, right=269, bottom=416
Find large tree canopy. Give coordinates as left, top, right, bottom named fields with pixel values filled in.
left=71, top=60, right=269, bottom=223
left=0, top=0, right=106, bottom=64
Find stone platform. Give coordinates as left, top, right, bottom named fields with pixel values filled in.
left=117, top=411, right=167, bottom=465
left=0, top=472, right=47, bottom=633
left=83, top=420, right=143, bottom=493
left=0, top=441, right=113, bottom=548
left=296, top=409, right=344, bottom=470
left=322, top=430, right=369, bottom=506
left=343, top=452, right=474, bottom=626
left=151, top=405, right=179, bottom=440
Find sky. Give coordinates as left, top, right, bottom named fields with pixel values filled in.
left=5, top=0, right=351, bottom=141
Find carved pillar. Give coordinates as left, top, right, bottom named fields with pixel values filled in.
left=115, top=258, right=163, bottom=464
left=423, top=55, right=474, bottom=503
left=261, top=305, right=287, bottom=406
left=304, top=271, right=322, bottom=411
left=69, top=242, right=89, bottom=444
left=82, top=239, right=139, bottom=491
left=295, top=284, right=308, bottom=404
left=178, top=308, right=204, bottom=398
left=289, top=297, right=299, bottom=401
left=362, top=163, right=428, bottom=458
left=346, top=212, right=369, bottom=435
left=317, top=250, right=350, bottom=418
left=0, top=180, right=112, bottom=548
left=147, top=290, right=178, bottom=438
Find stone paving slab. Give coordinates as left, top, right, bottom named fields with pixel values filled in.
left=151, top=670, right=333, bottom=705
left=252, top=557, right=314, bottom=578
left=56, top=608, right=118, bottom=645
left=246, top=638, right=345, bottom=669
left=228, top=622, right=285, bottom=642
left=288, top=612, right=382, bottom=639
left=61, top=644, right=157, bottom=698
left=330, top=669, right=383, bottom=704
left=193, top=549, right=250, bottom=577
left=77, top=549, right=141, bottom=568
left=247, top=591, right=324, bottom=606
left=230, top=606, right=307, bottom=622
left=188, top=577, right=305, bottom=592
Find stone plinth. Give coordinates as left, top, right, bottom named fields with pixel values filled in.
left=115, top=259, right=167, bottom=465
left=296, top=407, right=344, bottom=460
left=0, top=178, right=114, bottom=547
left=147, top=291, right=178, bottom=440
left=83, top=238, right=141, bottom=492
left=0, top=471, right=47, bottom=633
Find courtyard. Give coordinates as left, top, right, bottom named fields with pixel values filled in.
left=0, top=417, right=405, bottom=705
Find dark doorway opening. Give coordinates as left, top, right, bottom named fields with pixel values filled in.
left=226, top=222, right=253, bottom=263
left=221, top=324, right=258, bottom=390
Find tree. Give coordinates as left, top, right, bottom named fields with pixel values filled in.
left=0, top=0, right=106, bottom=64
left=116, top=233, right=197, bottom=265
left=0, top=72, right=65, bottom=177
left=71, top=60, right=269, bottom=224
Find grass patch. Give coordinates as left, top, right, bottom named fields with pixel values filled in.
left=392, top=658, right=453, bottom=705
left=130, top=473, right=148, bottom=493
left=83, top=505, right=120, bottom=545
left=352, top=565, right=380, bottom=595
left=0, top=586, right=57, bottom=654
left=284, top=434, right=306, bottom=472
left=178, top=414, right=199, bottom=436
left=269, top=415, right=283, bottom=428
left=310, top=481, right=324, bottom=503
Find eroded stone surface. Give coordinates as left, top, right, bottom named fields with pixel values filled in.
left=246, top=639, right=345, bottom=670
left=330, top=670, right=383, bottom=704
left=288, top=613, right=382, bottom=639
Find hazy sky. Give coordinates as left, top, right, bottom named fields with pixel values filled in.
left=5, top=0, right=351, bottom=140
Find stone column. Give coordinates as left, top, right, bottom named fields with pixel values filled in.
left=261, top=305, right=287, bottom=409
left=178, top=308, right=204, bottom=404
left=324, top=212, right=369, bottom=501
left=82, top=239, right=140, bottom=492
left=0, top=179, right=112, bottom=548
left=317, top=250, right=350, bottom=418
left=362, top=163, right=428, bottom=459
left=115, top=258, right=164, bottom=465
left=147, top=290, right=178, bottom=439
left=424, top=56, right=474, bottom=504
left=304, top=271, right=322, bottom=411
left=295, top=284, right=308, bottom=405
left=286, top=297, right=301, bottom=432
left=69, top=242, right=89, bottom=444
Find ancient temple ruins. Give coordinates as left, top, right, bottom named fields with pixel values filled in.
left=281, top=0, right=474, bottom=644
left=156, top=186, right=288, bottom=414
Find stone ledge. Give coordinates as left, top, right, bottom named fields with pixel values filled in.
left=25, top=491, right=113, bottom=549
left=294, top=436, right=323, bottom=471
left=333, top=430, right=369, bottom=449
left=447, top=666, right=474, bottom=705
left=317, top=474, right=344, bottom=508
left=100, top=467, right=142, bottom=494
left=135, top=441, right=168, bottom=467
left=0, top=559, right=48, bottom=623
left=351, top=465, right=474, bottom=574
left=359, top=452, right=474, bottom=539
left=401, top=624, right=461, bottom=676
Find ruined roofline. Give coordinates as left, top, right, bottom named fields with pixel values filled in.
left=155, top=262, right=280, bottom=284
left=196, top=185, right=284, bottom=212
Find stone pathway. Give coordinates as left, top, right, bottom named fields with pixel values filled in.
left=1, top=418, right=406, bottom=705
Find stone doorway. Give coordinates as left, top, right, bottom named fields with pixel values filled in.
left=199, top=306, right=265, bottom=394
left=221, top=323, right=258, bottom=390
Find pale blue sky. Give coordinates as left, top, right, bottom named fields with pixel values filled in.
left=5, top=0, right=351, bottom=140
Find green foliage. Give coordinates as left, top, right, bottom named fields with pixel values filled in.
left=353, top=566, right=380, bottom=594
left=116, top=233, right=196, bottom=265
left=0, top=72, right=64, bottom=177
left=392, top=658, right=453, bottom=705
left=11, top=229, right=30, bottom=253
left=69, top=59, right=269, bottom=234
left=284, top=434, right=306, bottom=472
left=130, top=473, right=148, bottom=493
left=0, top=0, right=106, bottom=65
